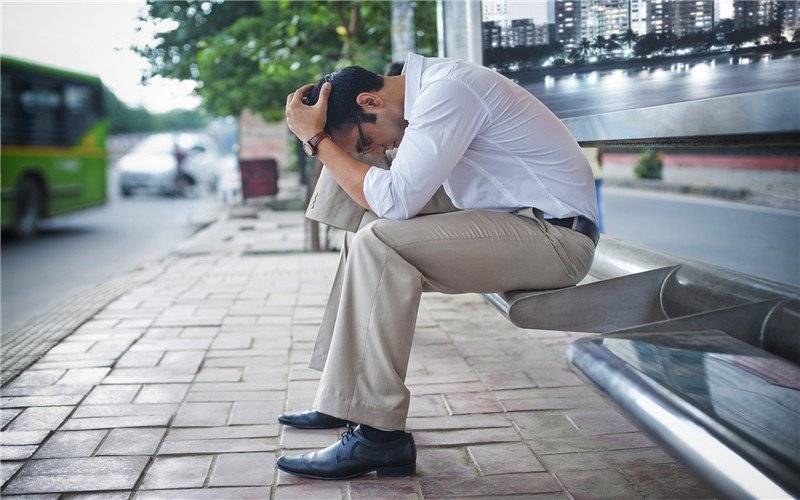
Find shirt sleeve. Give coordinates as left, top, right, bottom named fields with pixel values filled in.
left=362, top=79, right=489, bottom=220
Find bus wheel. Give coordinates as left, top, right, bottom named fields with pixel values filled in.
left=14, top=177, right=43, bottom=238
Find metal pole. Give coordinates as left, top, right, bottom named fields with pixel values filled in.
left=392, top=0, right=415, bottom=63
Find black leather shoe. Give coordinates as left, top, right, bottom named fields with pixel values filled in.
left=277, top=410, right=350, bottom=429
left=276, top=424, right=416, bottom=480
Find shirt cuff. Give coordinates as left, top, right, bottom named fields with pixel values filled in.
left=363, top=166, right=395, bottom=217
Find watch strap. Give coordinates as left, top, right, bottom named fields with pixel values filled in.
left=307, top=131, right=329, bottom=155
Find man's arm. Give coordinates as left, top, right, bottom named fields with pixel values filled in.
left=314, top=139, right=372, bottom=211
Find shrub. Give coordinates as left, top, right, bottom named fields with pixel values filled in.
left=634, top=149, right=663, bottom=180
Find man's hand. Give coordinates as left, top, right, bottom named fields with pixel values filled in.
left=285, top=82, right=331, bottom=142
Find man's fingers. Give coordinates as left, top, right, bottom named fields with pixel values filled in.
left=292, top=84, right=314, bottom=104
left=314, top=81, right=332, bottom=107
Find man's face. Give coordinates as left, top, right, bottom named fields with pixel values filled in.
left=330, top=106, right=407, bottom=161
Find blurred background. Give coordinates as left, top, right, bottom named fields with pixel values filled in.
left=1, top=1, right=798, bottom=333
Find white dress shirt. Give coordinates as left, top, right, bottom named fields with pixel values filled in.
left=363, top=52, right=599, bottom=223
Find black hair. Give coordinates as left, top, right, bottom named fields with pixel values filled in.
left=303, top=66, right=384, bottom=134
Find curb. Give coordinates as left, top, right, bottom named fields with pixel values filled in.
left=604, top=179, right=750, bottom=201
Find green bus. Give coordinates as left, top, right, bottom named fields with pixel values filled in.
left=1, top=56, right=108, bottom=237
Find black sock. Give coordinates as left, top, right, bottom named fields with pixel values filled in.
left=358, top=424, right=405, bottom=442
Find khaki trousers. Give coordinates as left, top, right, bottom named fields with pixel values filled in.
left=309, top=198, right=595, bottom=429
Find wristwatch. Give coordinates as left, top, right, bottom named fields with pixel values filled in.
left=303, top=131, right=329, bottom=156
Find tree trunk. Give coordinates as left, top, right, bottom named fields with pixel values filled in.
left=305, top=159, right=323, bottom=252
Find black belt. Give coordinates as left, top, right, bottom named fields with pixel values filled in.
left=546, top=216, right=600, bottom=246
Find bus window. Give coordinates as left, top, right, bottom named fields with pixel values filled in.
left=1, top=74, right=21, bottom=144
left=20, top=79, right=64, bottom=146
left=64, top=84, right=98, bottom=145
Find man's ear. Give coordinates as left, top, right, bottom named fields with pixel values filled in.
left=356, top=92, right=383, bottom=109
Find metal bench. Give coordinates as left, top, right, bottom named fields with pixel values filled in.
left=483, top=235, right=800, bottom=498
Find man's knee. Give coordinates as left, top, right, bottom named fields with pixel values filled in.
left=351, top=218, right=400, bottom=251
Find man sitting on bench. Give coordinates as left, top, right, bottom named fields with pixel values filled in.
left=277, top=52, right=599, bottom=480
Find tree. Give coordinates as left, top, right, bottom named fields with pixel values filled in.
left=135, top=0, right=438, bottom=120
left=621, top=29, right=637, bottom=51
left=605, top=33, right=621, bottom=52
left=592, top=35, right=607, bottom=55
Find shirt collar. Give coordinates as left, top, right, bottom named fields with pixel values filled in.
left=401, top=52, right=424, bottom=119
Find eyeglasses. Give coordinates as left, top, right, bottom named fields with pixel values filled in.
left=354, top=115, right=373, bottom=157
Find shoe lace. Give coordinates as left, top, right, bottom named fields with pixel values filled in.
left=339, top=422, right=355, bottom=446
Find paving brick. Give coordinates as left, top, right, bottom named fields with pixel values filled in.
left=619, top=463, right=714, bottom=498
left=468, top=442, right=545, bottom=475
left=83, top=385, right=140, bottom=405
left=96, top=428, right=166, bottom=456
left=1, top=408, right=22, bottom=429
left=115, top=351, right=163, bottom=368
left=274, top=483, right=343, bottom=499
left=194, top=368, right=243, bottom=382
left=408, top=395, right=449, bottom=418
left=541, top=447, right=673, bottom=472
left=208, top=452, right=275, bottom=486
left=7, top=370, right=65, bottom=388
left=1, top=460, right=24, bottom=485
left=190, top=381, right=285, bottom=392
left=556, top=468, right=641, bottom=499
left=527, top=433, right=656, bottom=455
left=406, top=413, right=512, bottom=431
left=56, top=368, right=110, bottom=386
left=409, top=382, right=486, bottom=396
left=1, top=445, right=38, bottom=460
left=444, top=393, right=503, bottom=415
left=348, top=478, right=420, bottom=499
left=501, top=396, right=608, bottom=412
left=47, top=341, right=95, bottom=355
left=61, top=414, right=170, bottom=430
left=140, top=455, right=213, bottom=490
left=6, top=406, right=73, bottom=431
left=509, top=411, right=581, bottom=439
left=70, top=405, right=175, bottom=422
left=414, top=427, right=520, bottom=447
left=525, top=369, right=584, bottom=388
left=564, top=409, right=638, bottom=435
left=34, top=430, right=107, bottom=458
left=159, top=438, right=276, bottom=454
left=419, top=472, right=561, bottom=497
left=133, top=384, right=189, bottom=404
left=405, top=372, right=479, bottom=385
left=417, top=448, right=477, bottom=477
left=135, top=487, right=269, bottom=499
left=159, top=351, right=205, bottom=372
left=1, top=395, right=85, bottom=408
left=30, top=358, right=117, bottom=371
left=172, top=403, right=232, bottom=427
left=1, top=385, right=92, bottom=397
left=229, top=401, right=284, bottom=425
left=186, top=390, right=284, bottom=402
left=167, top=424, right=280, bottom=441
left=494, top=386, right=596, bottom=401
left=5, top=457, right=148, bottom=494
left=479, top=371, right=538, bottom=391
left=211, top=336, right=254, bottom=350
left=103, top=368, right=195, bottom=384
left=0, top=430, right=50, bottom=445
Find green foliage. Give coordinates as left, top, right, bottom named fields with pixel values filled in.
left=634, top=149, right=663, bottom=180
left=135, top=0, right=438, bottom=121
left=104, top=87, right=210, bottom=134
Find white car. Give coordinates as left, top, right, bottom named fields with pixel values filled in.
left=117, top=132, right=222, bottom=197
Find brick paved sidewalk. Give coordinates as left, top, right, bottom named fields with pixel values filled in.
left=0, top=210, right=713, bottom=499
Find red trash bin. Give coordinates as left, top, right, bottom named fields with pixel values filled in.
left=239, top=158, right=279, bottom=199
